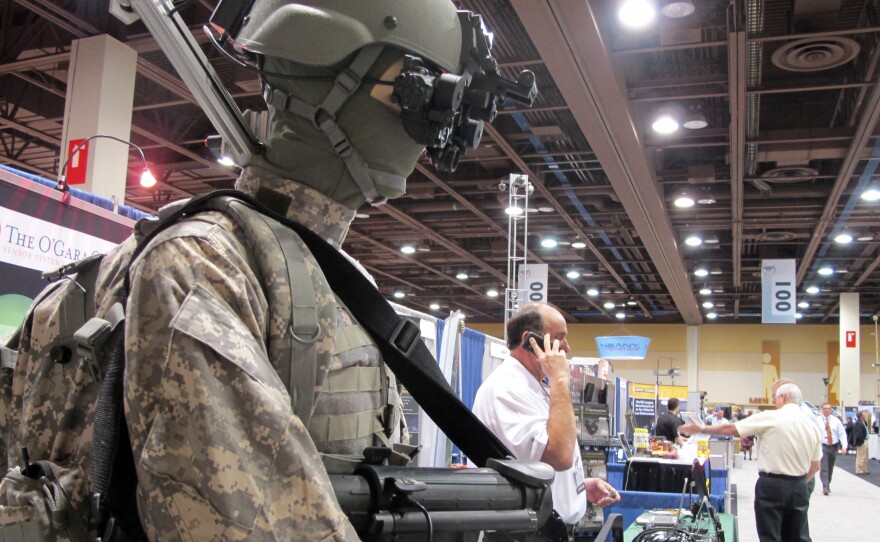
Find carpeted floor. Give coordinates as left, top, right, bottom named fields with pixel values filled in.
left=833, top=452, right=880, bottom=488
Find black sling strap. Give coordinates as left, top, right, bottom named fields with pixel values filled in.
left=126, top=189, right=511, bottom=467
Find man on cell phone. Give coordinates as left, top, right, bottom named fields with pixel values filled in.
left=472, top=302, right=620, bottom=527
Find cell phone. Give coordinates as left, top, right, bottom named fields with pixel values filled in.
left=522, top=331, right=544, bottom=352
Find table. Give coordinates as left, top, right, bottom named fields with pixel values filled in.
left=623, top=512, right=737, bottom=542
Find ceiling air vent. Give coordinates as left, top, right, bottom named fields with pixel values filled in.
left=761, top=166, right=820, bottom=183
left=771, top=37, right=860, bottom=72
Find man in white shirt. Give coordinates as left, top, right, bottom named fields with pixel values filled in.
left=818, top=403, right=848, bottom=495
left=707, top=408, right=729, bottom=426
left=681, top=382, right=820, bottom=542
left=472, top=302, right=620, bottom=525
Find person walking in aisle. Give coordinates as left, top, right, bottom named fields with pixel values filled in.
left=853, top=410, right=870, bottom=475
left=819, top=402, right=847, bottom=495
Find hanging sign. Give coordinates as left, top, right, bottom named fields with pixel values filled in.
left=66, top=138, right=89, bottom=185
left=517, top=263, right=548, bottom=305
left=761, top=259, right=796, bottom=324
left=595, top=336, right=651, bottom=360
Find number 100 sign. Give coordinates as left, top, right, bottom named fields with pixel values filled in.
left=761, top=259, right=796, bottom=324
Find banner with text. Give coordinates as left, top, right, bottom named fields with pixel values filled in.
left=761, top=258, right=796, bottom=324
left=517, top=263, right=548, bottom=305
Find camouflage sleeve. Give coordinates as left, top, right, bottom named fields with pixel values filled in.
left=125, top=216, right=358, bottom=541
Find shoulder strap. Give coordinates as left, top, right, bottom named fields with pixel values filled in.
left=132, top=190, right=511, bottom=466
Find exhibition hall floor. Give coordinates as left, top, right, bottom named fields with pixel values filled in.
left=733, top=456, right=878, bottom=542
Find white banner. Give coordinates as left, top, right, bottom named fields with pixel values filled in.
left=1, top=205, right=118, bottom=272
left=517, top=263, right=549, bottom=305
left=761, top=259, right=796, bottom=324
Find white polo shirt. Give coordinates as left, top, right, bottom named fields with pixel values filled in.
left=472, top=357, right=587, bottom=524
left=735, top=403, right=821, bottom=476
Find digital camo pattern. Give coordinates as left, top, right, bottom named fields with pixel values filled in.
left=121, top=210, right=359, bottom=540
left=236, top=163, right=356, bottom=249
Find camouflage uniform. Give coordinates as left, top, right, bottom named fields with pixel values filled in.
left=99, top=165, right=400, bottom=540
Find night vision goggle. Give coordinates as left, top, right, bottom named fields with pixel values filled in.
left=392, top=11, right=537, bottom=172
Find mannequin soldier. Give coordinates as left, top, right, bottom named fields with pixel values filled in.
left=92, top=1, right=538, bottom=540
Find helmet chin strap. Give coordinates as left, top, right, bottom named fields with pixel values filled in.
left=261, top=45, right=398, bottom=206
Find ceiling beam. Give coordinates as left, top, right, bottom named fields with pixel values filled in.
left=510, top=0, right=702, bottom=325
left=728, top=28, right=747, bottom=316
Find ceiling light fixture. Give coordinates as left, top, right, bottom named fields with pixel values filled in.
left=674, top=194, right=695, bottom=208
left=618, top=0, right=656, bottom=28
left=429, top=302, right=440, bottom=311
left=703, top=301, right=714, bottom=309
left=856, top=234, right=874, bottom=241
left=797, top=301, right=809, bottom=308
left=706, top=312, right=718, bottom=319
left=217, top=156, right=236, bottom=167
left=710, top=267, right=722, bottom=275
left=505, top=205, right=524, bottom=216
left=795, top=313, right=803, bottom=320
left=567, top=270, right=581, bottom=279
left=682, top=110, right=708, bottom=129
left=818, top=266, right=834, bottom=276
left=401, top=245, right=416, bottom=254
left=587, top=288, right=599, bottom=297
left=806, top=285, right=820, bottom=294
left=541, top=238, right=558, bottom=248
left=615, top=312, right=626, bottom=319
left=699, top=287, right=711, bottom=295
left=572, top=241, right=587, bottom=249
left=684, top=234, right=703, bottom=247
left=834, top=233, right=853, bottom=244
left=604, top=301, right=616, bottom=309
left=487, top=288, right=499, bottom=298
left=861, top=188, right=880, bottom=201
left=456, top=271, right=469, bottom=280
left=694, top=267, right=709, bottom=277
left=659, top=0, right=696, bottom=18
left=393, top=291, right=406, bottom=299
left=652, top=114, right=679, bottom=134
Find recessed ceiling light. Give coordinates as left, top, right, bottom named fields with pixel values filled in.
left=699, top=287, right=712, bottom=295
left=487, top=289, right=499, bottom=298
left=818, top=266, right=834, bottom=276
left=615, top=312, right=626, bottom=319
left=429, top=302, right=440, bottom=310
left=572, top=241, right=587, bottom=249
left=393, top=291, right=406, bottom=299
left=652, top=114, right=679, bottom=134
left=798, top=301, right=809, bottom=308
left=861, top=188, right=880, bottom=202
left=401, top=245, right=416, bottom=254
left=567, top=270, right=580, bottom=279
left=587, top=288, right=599, bottom=297
left=541, top=238, right=558, bottom=248
left=603, top=302, right=616, bottom=309
left=618, top=0, right=656, bottom=29
left=674, top=195, right=695, bottom=208
left=834, top=233, right=853, bottom=244
left=706, top=312, right=718, bottom=320
left=806, top=285, right=820, bottom=294
left=685, top=234, right=702, bottom=247
left=694, top=268, right=709, bottom=277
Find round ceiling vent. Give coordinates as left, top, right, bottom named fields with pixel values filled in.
left=755, top=231, right=797, bottom=242
left=772, top=37, right=860, bottom=72
left=761, top=166, right=820, bottom=183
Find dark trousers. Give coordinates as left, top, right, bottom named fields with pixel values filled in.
left=819, top=443, right=838, bottom=489
left=754, top=474, right=810, bottom=542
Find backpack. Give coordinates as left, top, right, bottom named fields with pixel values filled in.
left=0, top=190, right=437, bottom=541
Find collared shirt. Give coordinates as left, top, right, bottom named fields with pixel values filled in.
left=472, top=357, right=587, bottom=524
left=819, top=414, right=848, bottom=448
left=735, top=403, right=822, bottom=477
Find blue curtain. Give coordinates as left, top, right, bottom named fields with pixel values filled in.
left=460, top=328, right=485, bottom=410
left=2, top=165, right=154, bottom=221
left=435, top=319, right=445, bottom=361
